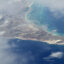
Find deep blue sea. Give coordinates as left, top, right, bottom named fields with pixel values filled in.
left=26, top=3, right=64, bottom=36
left=1, top=38, right=64, bottom=64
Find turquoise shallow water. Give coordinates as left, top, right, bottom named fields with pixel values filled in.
left=26, top=3, right=64, bottom=36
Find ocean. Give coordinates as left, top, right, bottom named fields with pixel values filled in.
left=0, top=38, right=64, bottom=64
left=26, top=3, right=64, bottom=36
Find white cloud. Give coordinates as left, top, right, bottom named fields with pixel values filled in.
left=0, top=38, right=35, bottom=64
left=0, top=0, right=63, bottom=45
left=0, top=15, right=3, bottom=20
left=35, top=0, right=64, bottom=14
left=0, top=38, right=14, bottom=64
left=0, top=0, right=32, bottom=15
left=50, top=52, right=63, bottom=58
left=0, top=31, right=5, bottom=35
left=43, top=52, right=63, bottom=60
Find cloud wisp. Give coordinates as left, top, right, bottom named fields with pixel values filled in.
left=43, top=52, right=63, bottom=61
left=35, top=0, right=64, bottom=14
left=0, top=0, right=64, bottom=44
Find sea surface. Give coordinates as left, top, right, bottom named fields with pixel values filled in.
left=1, top=38, right=64, bottom=64
left=26, top=3, right=64, bottom=36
